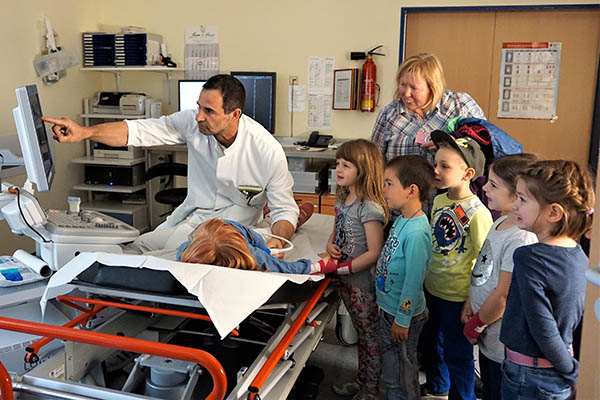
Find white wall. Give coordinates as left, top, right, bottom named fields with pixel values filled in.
left=0, top=0, right=596, bottom=254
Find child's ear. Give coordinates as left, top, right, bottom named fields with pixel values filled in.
left=463, top=167, right=476, bottom=181
left=408, top=184, right=420, bottom=199
left=547, top=203, right=565, bottom=223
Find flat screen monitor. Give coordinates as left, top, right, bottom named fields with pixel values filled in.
left=178, top=80, right=206, bottom=111
left=13, top=85, right=54, bottom=192
left=230, top=72, right=276, bottom=134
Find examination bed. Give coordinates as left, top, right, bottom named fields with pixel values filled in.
left=0, top=214, right=339, bottom=400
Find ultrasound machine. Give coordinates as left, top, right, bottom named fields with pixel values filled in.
left=0, top=84, right=139, bottom=272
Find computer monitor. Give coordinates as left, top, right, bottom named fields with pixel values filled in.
left=178, top=80, right=206, bottom=111
left=230, top=72, right=276, bottom=134
left=12, top=84, right=55, bottom=192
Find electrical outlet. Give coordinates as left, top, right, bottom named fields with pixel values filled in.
left=289, top=76, right=298, bottom=85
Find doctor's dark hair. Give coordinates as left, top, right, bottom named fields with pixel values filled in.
left=335, top=139, right=389, bottom=224
left=518, top=160, right=595, bottom=239
left=385, top=155, right=435, bottom=202
left=489, top=153, right=538, bottom=194
left=203, top=74, right=246, bottom=114
left=180, top=218, right=259, bottom=270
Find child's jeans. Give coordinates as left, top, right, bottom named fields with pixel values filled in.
left=379, top=308, right=428, bottom=400
left=420, top=289, right=476, bottom=400
left=501, top=358, right=573, bottom=400
left=479, top=351, right=502, bottom=400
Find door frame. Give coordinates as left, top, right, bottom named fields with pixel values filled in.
left=398, top=4, right=600, bottom=168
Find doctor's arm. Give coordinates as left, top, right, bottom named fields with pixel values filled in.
left=42, top=116, right=128, bottom=147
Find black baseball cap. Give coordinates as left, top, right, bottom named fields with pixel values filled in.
left=431, top=130, right=485, bottom=180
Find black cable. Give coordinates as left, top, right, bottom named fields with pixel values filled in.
left=13, top=186, right=50, bottom=243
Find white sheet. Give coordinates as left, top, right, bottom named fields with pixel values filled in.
left=41, top=214, right=333, bottom=339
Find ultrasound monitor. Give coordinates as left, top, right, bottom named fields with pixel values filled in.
left=12, top=84, right=55, bottom=192
left=230, top=72, right=276, bottom=134
left=178, top=80, right=206, bottom=111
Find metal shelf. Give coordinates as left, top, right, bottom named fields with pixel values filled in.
left=80, top=113, right=146, bottom=119
left=82, top=199, right=147, bottom=213
left=72, top=156, right=145, bottom=166
left=73, top=183, right=146, bottom=194
left=80, top=66, right=183, bottom=92
left=80, top=66, right=183, bottom=72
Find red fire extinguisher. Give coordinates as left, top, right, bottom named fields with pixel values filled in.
left=359, top=45, right=384, bottom=112
left=361, top=55, right=377, bottom=112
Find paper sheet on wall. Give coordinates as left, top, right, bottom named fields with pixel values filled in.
left=185, top=26, right=219, bottom=80
left=289, top=85, right=306, bottom=112
left=497, top=42, right=561, bottom=120
left=307, top=57, right=334, bottom=129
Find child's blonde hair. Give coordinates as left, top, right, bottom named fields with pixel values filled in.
left=335, top=139, right=389, bottom=224
left=180, top=218, right=259, bottom=270
left=518, top=160, right=595, bottom=239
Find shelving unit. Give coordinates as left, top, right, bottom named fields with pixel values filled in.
left=80, top=66, right=183, bottom=97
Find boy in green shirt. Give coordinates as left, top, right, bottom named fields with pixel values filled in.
left=421, top=130, right=493, bottom=400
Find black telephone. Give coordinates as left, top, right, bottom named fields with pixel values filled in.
left=299, top=131, right=333, bottom=148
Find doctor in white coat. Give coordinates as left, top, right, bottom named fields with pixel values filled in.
left=43, top=74, right=299, bottom=253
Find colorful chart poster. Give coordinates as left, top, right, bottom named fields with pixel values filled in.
left=497, top=42, right=561, bottom=120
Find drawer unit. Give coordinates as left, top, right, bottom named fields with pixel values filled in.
left=293, top=193, right=320, bottom=213
left=320, top=193, right=336, bottom=216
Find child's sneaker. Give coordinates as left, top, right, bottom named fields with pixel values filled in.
left=332, top=381, right=360, bottom=396
left=296, top=202, right=315, bottom=231
left=420, top=383, right=449, bottom=399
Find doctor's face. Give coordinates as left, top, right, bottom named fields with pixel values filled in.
left=195, top=89, right=238, bottom=137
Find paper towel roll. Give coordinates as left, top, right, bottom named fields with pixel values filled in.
left=13, top=249, right=51, bottom=278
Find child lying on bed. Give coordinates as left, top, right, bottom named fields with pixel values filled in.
left=176, top=218, right=347, bottom=275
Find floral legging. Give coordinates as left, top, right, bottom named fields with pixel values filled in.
left=338, top=280, right=381, bottom=396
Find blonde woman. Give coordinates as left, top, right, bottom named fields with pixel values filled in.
left=371, top=53, right=485, bottom=215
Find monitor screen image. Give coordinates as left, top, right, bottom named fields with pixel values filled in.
left=13, top=84, right=55, bottom=192
left=230, top=72, right=276, bottom=134
left=178, top=80, right=206, bottom=111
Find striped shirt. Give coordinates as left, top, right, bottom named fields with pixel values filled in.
left=370, top=90, right=485, bottom=163
left=371, top=90, right=485, bottom=216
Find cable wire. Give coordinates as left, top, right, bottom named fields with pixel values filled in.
left=13, top=187, right=49, bottom=243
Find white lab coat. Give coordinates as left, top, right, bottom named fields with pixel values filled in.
left=126, top=111, right=299, bottom=230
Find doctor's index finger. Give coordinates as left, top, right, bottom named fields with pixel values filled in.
left=41, top=116, right=68, bottom=126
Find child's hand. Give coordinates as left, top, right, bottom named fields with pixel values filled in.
left=460, top=300, right=474, bottom=325
left=391, top=322, right=409, bottom=342
left=326, top=242, right=342, bottom=259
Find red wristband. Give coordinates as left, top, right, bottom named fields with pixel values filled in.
left=318, top=259, right=338, bottom=274
left=335, top=260, right=352, bottom=275
left=463, top=312, right=487, bottom=340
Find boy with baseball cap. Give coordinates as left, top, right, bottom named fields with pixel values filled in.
left=420, top=130, right=493, bottom=400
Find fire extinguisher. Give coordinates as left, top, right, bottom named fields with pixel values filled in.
left=359, top=45, right=384, bottom=112
left=360, top=55, right=377, bottom=112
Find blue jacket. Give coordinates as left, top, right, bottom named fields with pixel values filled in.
left=454, top=117, right=523, bottom=158
left=177, top=220, right=312, bottom=274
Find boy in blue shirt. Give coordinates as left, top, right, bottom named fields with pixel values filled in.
left=376, top=154, right=435, bottom=400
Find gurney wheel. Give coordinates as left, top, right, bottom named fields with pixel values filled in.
left=335, top=315, right=358, bottom=346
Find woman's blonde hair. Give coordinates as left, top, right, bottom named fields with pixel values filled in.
left=518, top=160, right=595, bottom=240
left=180, top=218, right=259, bottom=270
left=335, top=139, right=389, bottom=224
left=394, top=53, right=446, bottom=114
